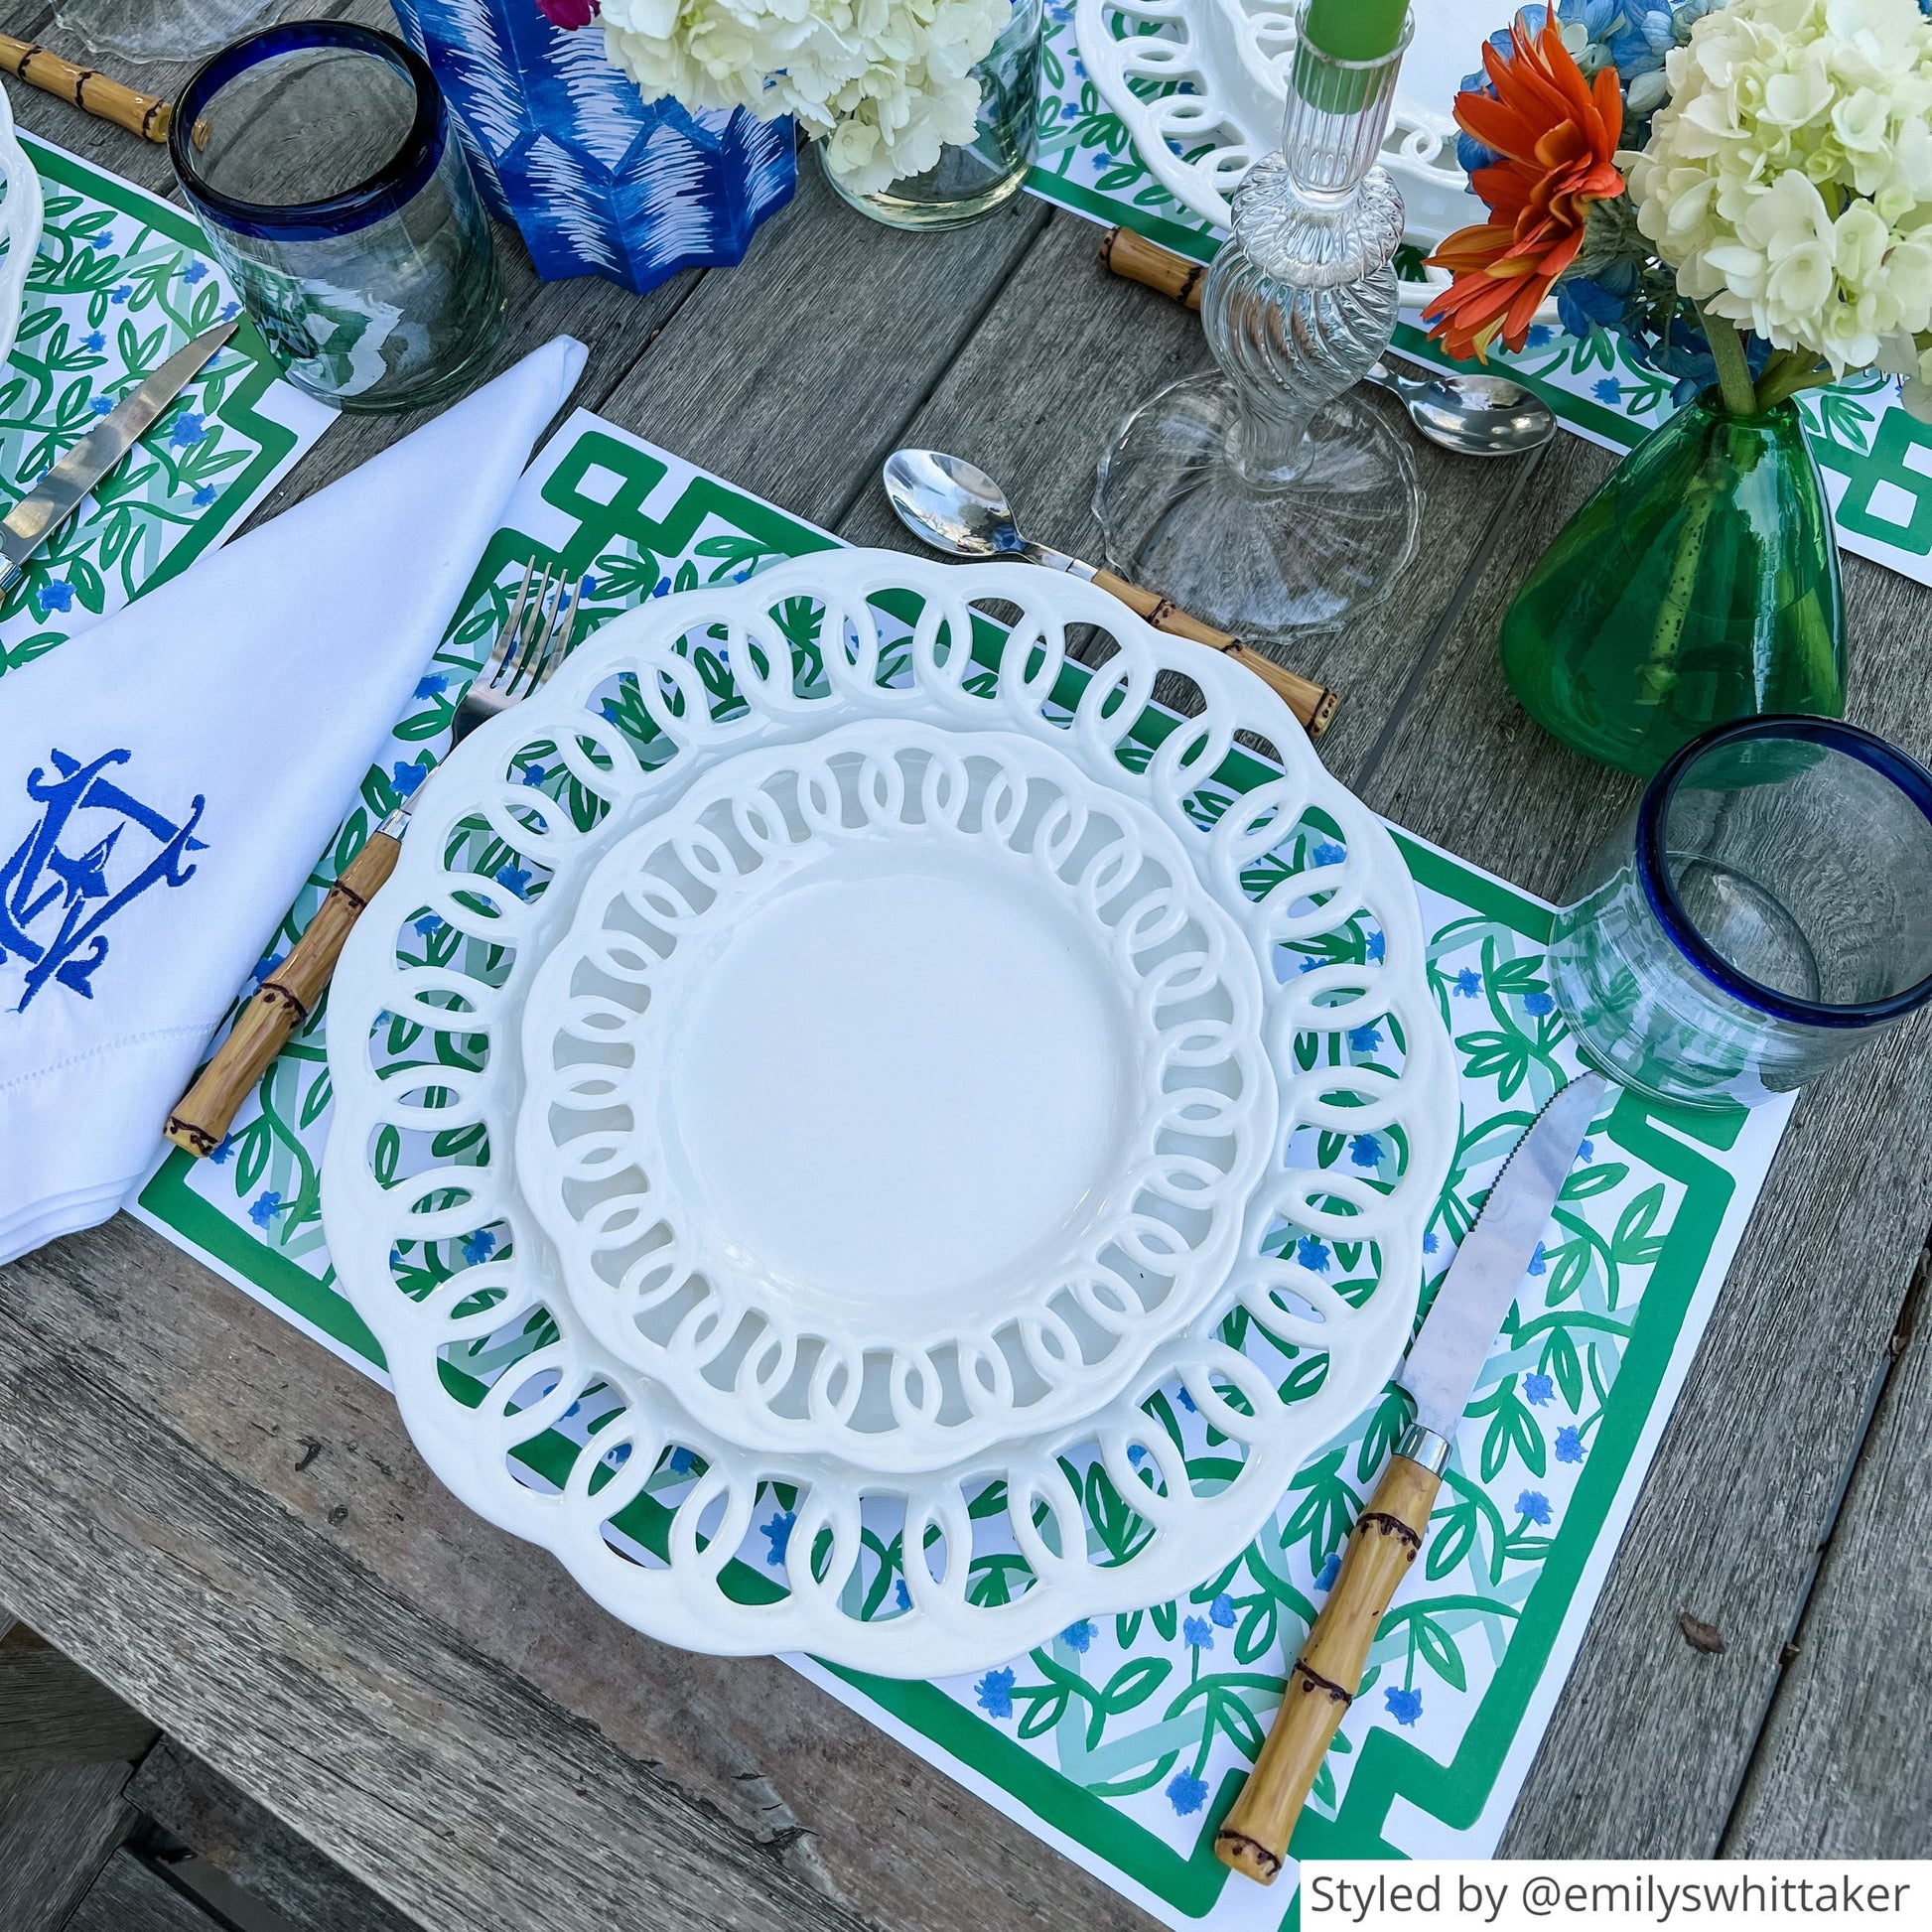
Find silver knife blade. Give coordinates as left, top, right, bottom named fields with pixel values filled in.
left=1397, top=1069, right=1611, bottom=1442
left=1, top=319, right=239, bottom=588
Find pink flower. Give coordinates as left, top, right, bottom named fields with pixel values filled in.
left=535, top=0, right=599, bottom=27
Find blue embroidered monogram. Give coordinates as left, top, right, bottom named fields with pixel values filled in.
left=0, top=750, right=208, bottom=1012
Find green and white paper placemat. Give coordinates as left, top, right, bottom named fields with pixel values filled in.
left=1, top=133, right=334, bottom=677
left=1026, top=11, right=1932, bottom=592
left=126, top=412, right=1790, bottom=1930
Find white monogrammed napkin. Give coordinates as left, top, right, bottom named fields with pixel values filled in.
left=0, top=335, right=588, bottom=1265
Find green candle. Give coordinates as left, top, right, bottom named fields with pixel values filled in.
left=1304, top=0, right=1410, bottom=62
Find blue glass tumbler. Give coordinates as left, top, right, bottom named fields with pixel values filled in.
left=1547, top=718, right=1932, bottom=1109
left=171, top=20, right=506, bottom=411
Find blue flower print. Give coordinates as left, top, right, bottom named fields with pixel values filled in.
left=1061, top=1619, right=1093, bottom=1653
left=521, top=763, right=549, bottom=787
left=1182, top=1615, right=1214, bottom=1649
left=1350, top=1134, right=1383, bottom=1171
left=1555, top=1426, right=1586, bottom=1464
left=220, top=300, right=241, bottom=321
left=247, top=1190, right=284, bottom=1229
left=579, top=575, right=598, bottom=601
left=1348, top=1024, right=1383, bottom=1053
left=413, top=912, right=443, bottom=937
left=82, top=331, right=104, bottom=352
left=253, top=952, right=285, bottom=982
left=389, top=760, right=427, bottom=797
left=460, top=1228, right=496, bottom=1265
left=208, top=1135, right=235, bottom=1166
left=168, top=411, right=207, bottom=449
left=760, top=1510, right=794, bottom=1566
left=1527, top=1242, right=1547, bottom=1276
left=35, top=581, right=74, bottom=615
left=1167, top=1771, right=1209, bottom=1815
left=1385, top=1686, right=1423, bottom=1726
left=895, top=1579, right=911, bottom=1611
left=1453, top=967, right=1481, bottom=997
left=1423, top=1231, right=1439, bottom=1255
left=1127, top=1444, right=1149, bottom=1468
left=1366, top=931, right=1385, bottom=962
left=1523, top=1372, right=1554, bottom=1406
left=1524, top=990, right=1555, bottom=1016
left=192, top=484, right=217, bottom=509
left=1315, top=1552, right=1341, bottom=1591
left=182, top=259, right=209, bottom=284
left=1517, top=1489, right=1553, bottom=1526
left=1176, top=1385, right=1196, bottom=1412
left=1524, top=324, right=1553, bottom=349
left=667, top=1446, right=695, bottom=1475
left=88, top=229, right=113, bottom=251
left=1209, top=1592, right=1237, bottom=1628
left=1578, top=1139, right=1593, bottom=1162
left=91, top=394, right=116, bottom=415
left=414, top=672, right=448, bottom=700
left=1296, top=1235, right=1330, bottom=1274
left=110, top=283, right=132, bottom=304
left=1311, top=841, right=1345, bottom=867
left=494, top=862, right=533, bottom=897
left=975, top=1667, right=1015, bottom=1720
left=1591, top=377, right=1622, bottom=406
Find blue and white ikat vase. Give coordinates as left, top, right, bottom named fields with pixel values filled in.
left=387, top=1, right=795, bottom=296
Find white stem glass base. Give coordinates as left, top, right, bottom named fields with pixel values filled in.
left=1094, top=372, right=1423, bottom=639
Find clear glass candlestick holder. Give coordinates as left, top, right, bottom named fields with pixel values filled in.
left=1094, top=2, right=1421, bottom=642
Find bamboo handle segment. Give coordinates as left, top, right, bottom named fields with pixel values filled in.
left=0, top=34, right=173, bottom=142
left=1214, top=1453, right=1444, bottom=1884
left=165, top=833, right=403, bottom=1158
left=1101, top=226, right=1206, bottom=313
left=1088, top=567, right=1339, bottom=738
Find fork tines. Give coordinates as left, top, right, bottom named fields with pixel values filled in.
left=486, top=558, right=585, bottom=700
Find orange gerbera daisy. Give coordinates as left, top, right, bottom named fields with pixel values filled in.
left=1422, top=13, right=1625, bottom=361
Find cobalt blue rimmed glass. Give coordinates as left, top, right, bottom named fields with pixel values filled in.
left=171, top=20, right=504, bottom=411
left=1547, top=716, right=1932, bottom=1109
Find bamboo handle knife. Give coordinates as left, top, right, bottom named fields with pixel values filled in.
left=1214, top=1451, right=1443, bottom=1882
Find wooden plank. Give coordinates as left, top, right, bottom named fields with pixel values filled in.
left=0, top=1761, right=136, bottom=1932
left=832, top=209, right=1547, bottom=787
left=127, top=1740, right=437, bottom=1932
left=1, top=1622, right=159, bottom=1770
left=592, top=156, right=1051, bottom=531
left=0, top=1218, right=1156, bottom=1932
left=66, top=1851, right=227, bottom=1932
left=1356, top=426, right=1932, bottom=1858
left=1723, top=1248, right=1932, bottom=1856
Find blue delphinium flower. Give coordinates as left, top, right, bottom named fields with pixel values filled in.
left=1366, top=931, right=1386, bottom=963
left=247, top=1190, right=284, bottom=1229
left=1182, top=1615, right=1214, bottom=1649
left=1517, top=1489, right=1554, bottom=1526
left=975, top=1668, right=1015, bottom=1720
left=1385, top=1686, right=1424, bottom=1726
left=1209, top=1592, right=1238, bottom=1628
left=760, top=1510, right=793, bottom=1565
left=1350, top=1134, right=1383, bottom=1171
left=1348, top=1023, right=1383, bottom=1053
left=1527, top=1242, right=1547, bottom=1277
left=1523, top=1372, right=1555, bottom=1406
left=1454, top=966, right=1482, bottom=997
left=1524, top=990, right=1556, bottom=1017
left=1311, top=840, right=1346, bottom=867
left=1297, top=1235, right=1330, bottom=1274
left=1556, top=1426, right=1587, bottom=1463
left=35, top=581, right=74, bottom=615
left=1167, top=1771, right=1209, bottom=1815
left=1061, top=1619, right=1093, bottom=1653
left=1314, top=1551, right=1342, bottom=1591
left=461, top=1228, right=496, bottom=1265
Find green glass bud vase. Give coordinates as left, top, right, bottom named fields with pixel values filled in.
left=1499, top=391, right=1845, bottom=777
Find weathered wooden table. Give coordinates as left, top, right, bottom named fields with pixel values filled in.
left=4, top=8, right=1930, bottom=1926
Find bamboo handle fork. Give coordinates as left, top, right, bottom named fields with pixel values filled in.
left=166, top=564, right=585, bottom=1158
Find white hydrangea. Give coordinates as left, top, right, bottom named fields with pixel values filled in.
left=600, top=0, right=1009, bottom=197
left=1626, top=0, right=1932, bottom=396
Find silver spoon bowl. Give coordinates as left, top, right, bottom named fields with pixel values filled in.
left=881, top=449, right=1052, bottom=564
left=1364, top=359, right=1557, bottom=458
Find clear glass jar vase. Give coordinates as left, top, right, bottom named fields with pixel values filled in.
left=1499, top=391, right=1846, bottom=778
left=820, top=0, right=1043, bottom=230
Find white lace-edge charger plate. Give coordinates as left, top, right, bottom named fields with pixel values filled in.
left=1, top=84, right=47, bottom=377
left=323, top=552, right=1455, bottom=1675
left=1074, top=0, right=1516, bottom=311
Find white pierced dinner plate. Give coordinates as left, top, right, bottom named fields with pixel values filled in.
left=0, top=84, right=46, bottom=376
left=323, top=551, right=1455, bottom=1675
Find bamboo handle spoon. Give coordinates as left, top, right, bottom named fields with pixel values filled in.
left=881, top=448, right=1339, bottom=739
left=0, top=33, right=173, bottom=142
